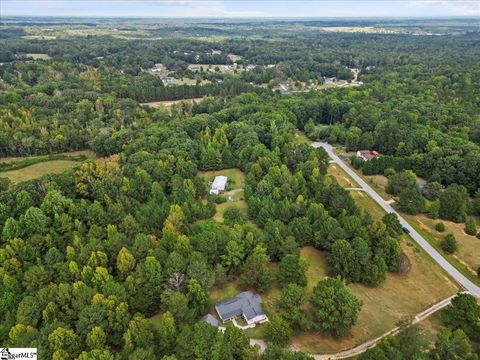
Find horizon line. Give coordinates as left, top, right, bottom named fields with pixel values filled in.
left=2, top=15, right=480, bottom=19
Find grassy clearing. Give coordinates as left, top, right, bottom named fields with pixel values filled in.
left=402, top=213, right=480, bottom=286
left=228, top=54, right=242, bottom=62
left=198, top=168, right=245, bottom=190
left=25, top=53, right=51, bottom=60
left=0, top=150, right=95, bottom=163
left=350, top=191, right=385, bottom=220
left=292, top=243, right=458, bottom=354
left=404, top=213, right=480, bottom=274
left=141, top=97, right=204, bottom=108
left=213, top=200, right=247, bottom=222
left=293, top=130, right=311, bottom=145
left=198, top=168, right=247, bottom=222
left=327, top=163, right=359, bottom=188
left=300, top=246, right=328, bottom=293
left=0, top=160, right=80, bottom=183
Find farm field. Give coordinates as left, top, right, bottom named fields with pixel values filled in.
left=0, top=160, right=81, bottom=183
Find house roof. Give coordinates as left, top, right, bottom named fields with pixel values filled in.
left=200, top=313, right=219, bottom=327
left=358, top=150, right=380, bottom=160
left=211, top=176, right=228, bottom=191
left=215, top=291, right=265, bottom=321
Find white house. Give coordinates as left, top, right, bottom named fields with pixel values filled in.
left=210, top=176, right=228, bottom=195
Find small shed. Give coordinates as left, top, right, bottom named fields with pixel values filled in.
left=200, top=314, right=219, bottom=327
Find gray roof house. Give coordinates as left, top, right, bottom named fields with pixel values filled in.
left=215, top=291, right=268, bottom=325
left=200, top=313, right=219, bottom=327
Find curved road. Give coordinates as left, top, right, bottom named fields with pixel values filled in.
left=312, top=142, right=480, bottom=298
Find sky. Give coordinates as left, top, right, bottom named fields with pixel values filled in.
left=1, top=0, right=479, bottom=18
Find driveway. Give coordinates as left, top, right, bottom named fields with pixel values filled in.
left=312, top=142, right=480, bottom=298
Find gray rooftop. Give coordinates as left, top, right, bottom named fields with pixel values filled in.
left=200, top=313, right=219, bottom=327
left=215, top=291, right=265, bottom=321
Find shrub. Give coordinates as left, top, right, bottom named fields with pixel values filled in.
left=214, top=195, right=227, bottom=204
left=435, top=222, right=445, bottom=232
left=384, top=167, right=396, bottom=177
left=477, top=232, right=480, bottom=240
left=464, top=217, right=477, bottom=236
left=441, top=233, right=458, bottom=254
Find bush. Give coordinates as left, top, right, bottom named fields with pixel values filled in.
left=213, top=195, right=227, bottom=204
left=384, top=167, right=396, bottom=177
left=435, top=222, right=445, bottom=232
left=464, top=217, right=477, bottom=236
left=441, top=233, right=458, bottom=254
left=477, top=267, right=480, bottom=278
left=351, top=156, right=365, bottom=170
left=477, top=232, right=480, bottom=240
left=223, top=206, right=246, bottom=226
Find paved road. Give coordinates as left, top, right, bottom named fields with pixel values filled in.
left=312, top=142, right=480, bottom=298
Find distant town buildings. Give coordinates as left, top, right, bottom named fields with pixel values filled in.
left=210, top=175, right=228, bottom=195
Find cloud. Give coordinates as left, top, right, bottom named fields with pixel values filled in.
left=407, top=0, right=480, bottom=16
left=1, top=0, right=267, bottom=17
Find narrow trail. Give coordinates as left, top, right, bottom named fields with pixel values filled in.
left=309, top=293, right=461, bottom=359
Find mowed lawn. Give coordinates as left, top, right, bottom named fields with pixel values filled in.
left=327, top=163, right=359, bottom=188
left=403, top=212, right=480, bottom=276
left=198, top=168, right=245, bottom=189
left=0, top=160, right=80, bottom=183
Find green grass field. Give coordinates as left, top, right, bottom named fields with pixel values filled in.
left=327, top=163, right=360, bottom=188
left=0, top=160, right=81, bottom=183
left=198, top=168, right=245, bottom=189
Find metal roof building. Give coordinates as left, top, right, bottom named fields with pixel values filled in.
left=215, top=291, right=267, bottom=325
left=210, top=175, right=228, bottom=195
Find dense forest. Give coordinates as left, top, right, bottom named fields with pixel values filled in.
left=0, top=18, right=479, bottom=359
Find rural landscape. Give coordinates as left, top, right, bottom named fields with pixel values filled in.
left=0, top=1, right=479, bottom=359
